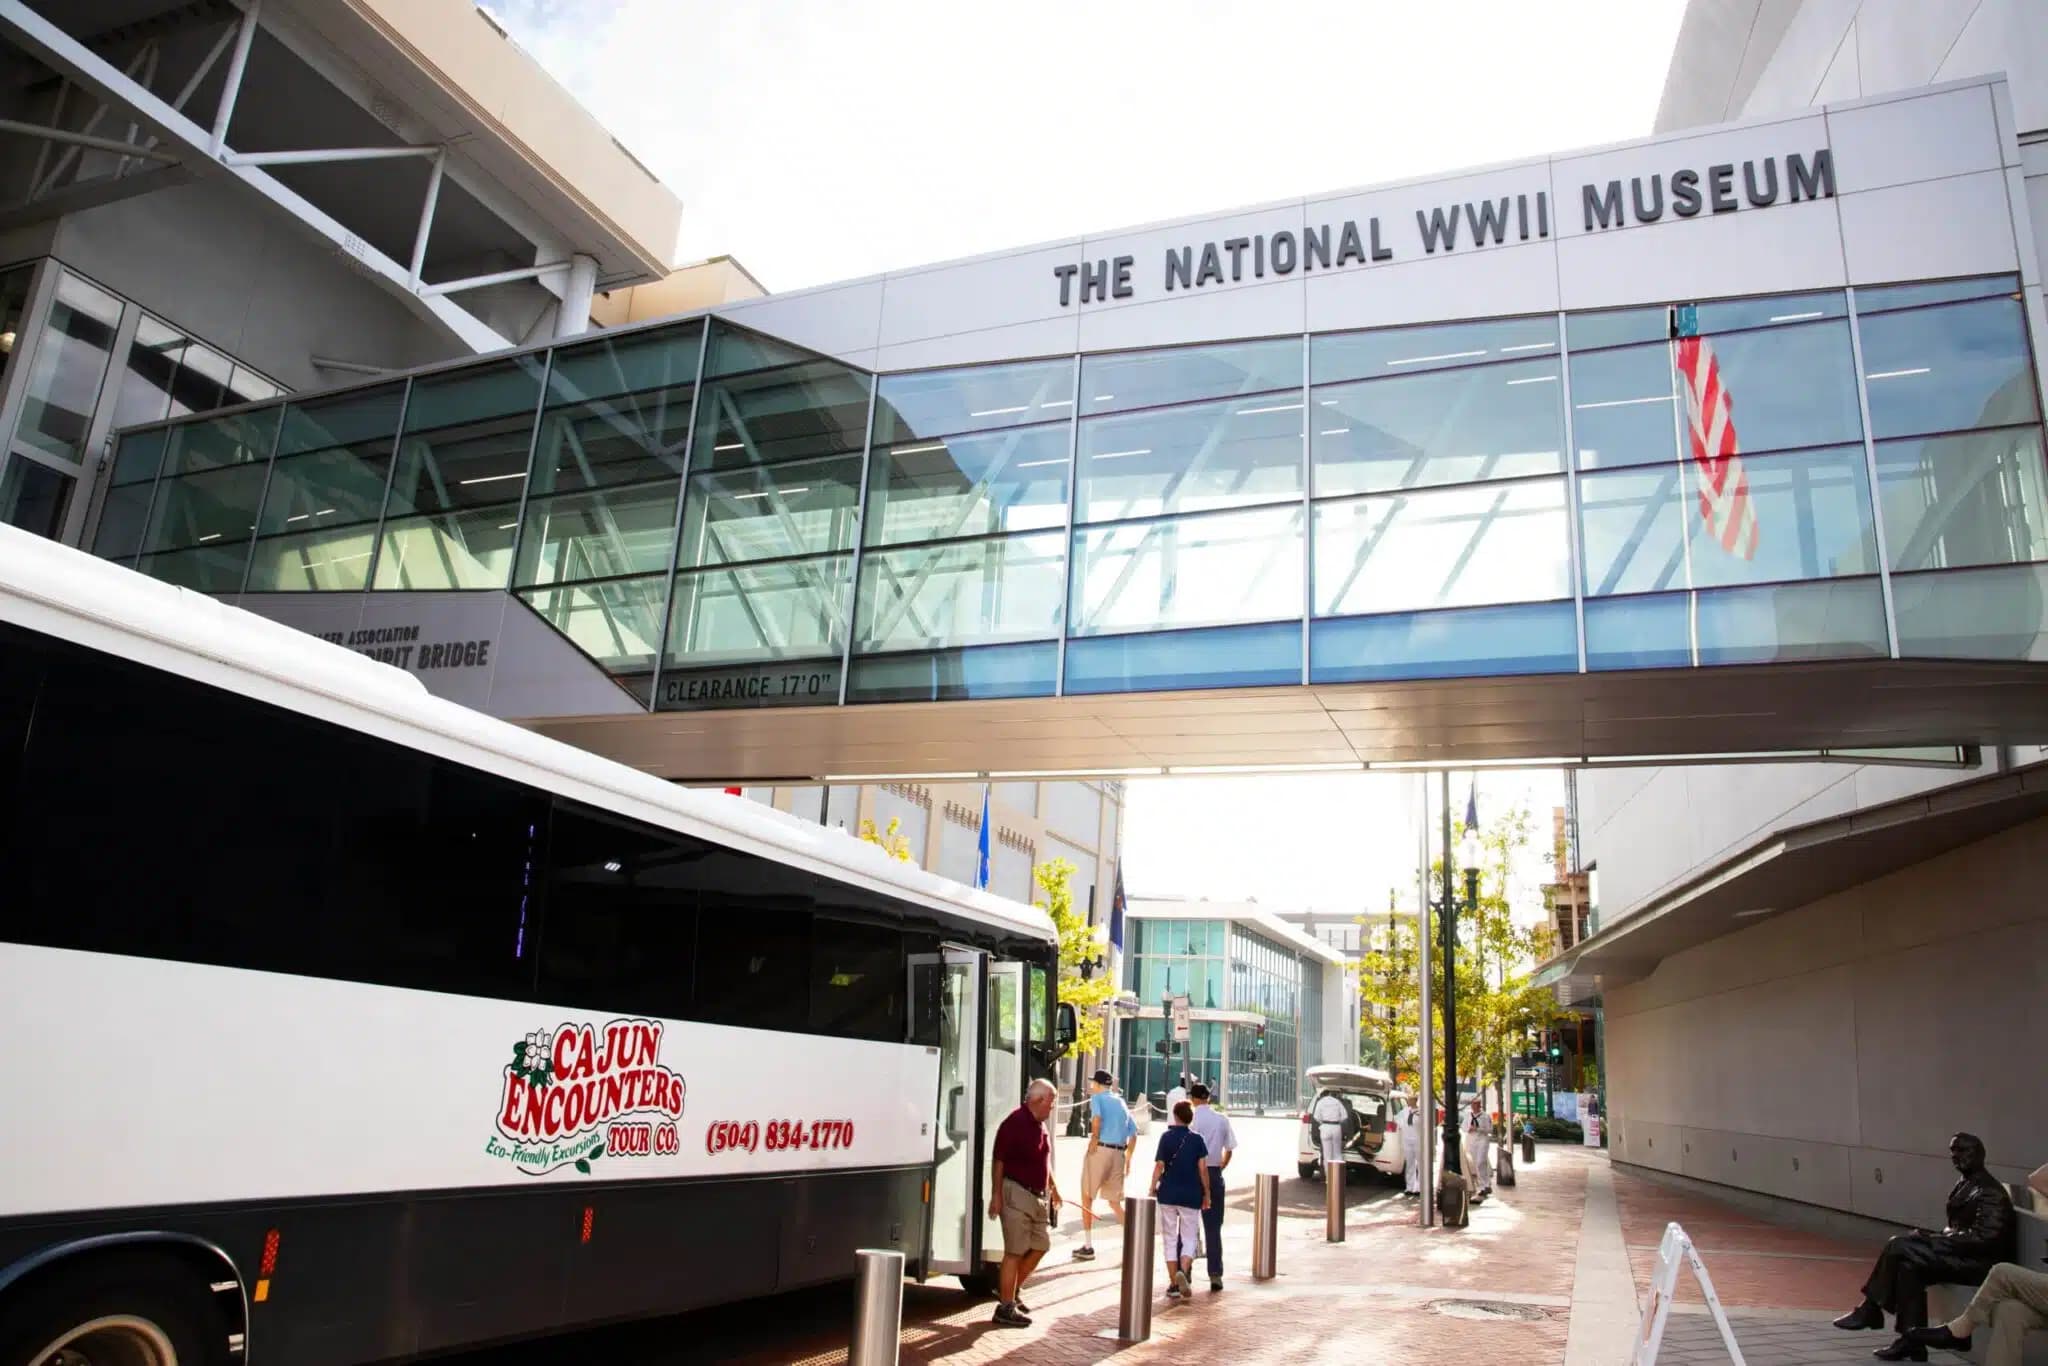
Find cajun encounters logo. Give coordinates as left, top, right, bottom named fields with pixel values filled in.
left=489, top=1018, right=686, bottom=1176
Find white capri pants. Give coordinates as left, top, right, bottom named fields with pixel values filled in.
left=1159, top=1203, right=1203, bottom=1262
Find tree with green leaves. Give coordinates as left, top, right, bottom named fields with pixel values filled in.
left=1359, top=801, right=1567, bottom=1114
left=1034, top=857, right=1114, bottom=1059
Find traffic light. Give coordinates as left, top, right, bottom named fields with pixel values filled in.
left=1254, top=1022, right=1266, bottom=1054
left=1547, top=1038, right=1564, bottom=1063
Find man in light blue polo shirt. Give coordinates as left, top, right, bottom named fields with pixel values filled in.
left=1188, top=1082, right=1238, bottom=1291
left=1075, top=1069, right=1138, bottom=1261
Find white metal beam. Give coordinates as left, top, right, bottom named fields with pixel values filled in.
left=210, top=0, right=258, bottom=154
left=0, top=118, right=179, bottom=162
left=0, top=0, right=509, bottom=355
left=418, top=260, right=572, bottom=297
left=408, top=147, right=445, bottom=285
left=228, top=144, right=437, bottom=167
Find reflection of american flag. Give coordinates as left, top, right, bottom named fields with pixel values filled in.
left=1675, top=335, right=1758, bottom=559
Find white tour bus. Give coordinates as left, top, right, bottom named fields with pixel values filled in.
left=0, top=525, right=1069, bottom=1365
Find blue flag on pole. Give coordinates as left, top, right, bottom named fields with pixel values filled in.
left=975, top=784, right=991, bottom=890
left=1109, top=866, right=1126, bottom=953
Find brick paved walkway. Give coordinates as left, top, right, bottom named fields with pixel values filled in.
left=466, top=1135, right=1924, bottom=1365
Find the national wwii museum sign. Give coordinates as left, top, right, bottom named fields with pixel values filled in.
left=1052, top=148, right=1836, bottom=306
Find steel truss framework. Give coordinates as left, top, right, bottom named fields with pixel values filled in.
left=0, top=0, right=599, bottom=356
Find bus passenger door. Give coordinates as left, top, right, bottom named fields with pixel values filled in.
left=978, top=960, right=1027, bottom=1267
left=916, top=948, right=982, bottom=1278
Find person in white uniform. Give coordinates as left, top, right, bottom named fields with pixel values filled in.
left=1398, top=1100, right=1423, bottom=1199
left=1311, top=1089, right=1349, bottom=1178
left=1467, top=1099, right=1495, bottom=1200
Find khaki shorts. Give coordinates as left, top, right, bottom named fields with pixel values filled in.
left=1000, top=1177, right=1051, bottom=1254
left=1082, top=1145, right=1128, bottom=1205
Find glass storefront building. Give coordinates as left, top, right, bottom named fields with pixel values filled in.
left=89, top=271, right=2048, bottom=707
left=0, top=259, right=281, bottom=550
left=1114, top=912, right=1337, bottom=1113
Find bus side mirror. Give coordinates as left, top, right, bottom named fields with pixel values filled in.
left=1055, top=1002, right=1078, bottom=1051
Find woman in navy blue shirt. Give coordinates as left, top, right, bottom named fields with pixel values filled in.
left=1149, top=1100, right=1211, bottom=1299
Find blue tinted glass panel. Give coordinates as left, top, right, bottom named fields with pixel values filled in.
left=1309, top=600, right=1576, bottom=682
left=847, top=641, right=1058, bottom=702
left=137, top=542, right=247, bottom=593
left=531, top=323, right=702, bottom=495
left=1312, top=357, right=1564, bottom=497
left=665, top=552, right=851, bottom=667
left=1579, top=464, right=1685, bottom=596
left=140, top=463, right=266, bottom=553
left=276, top=383, right=405, bottom=460
left=515, top=482, right=682, bottom=587
left=693, top=358, right=870, bottom=471
left=1571, top=343, right=1677, bottom=470
left=1689, top=291, right=1846, bottom=334
left=1856, top=275, right=2019, bottom=314
left=1858, top=297, right=2039, bottom=438
left=1877, top=426, right=2048, bottom=572
left=518, top=573, right=669, bottom=674
left=702, top=324, right=818, bottom=378
left=866, top=423, right=1069, bottom=546
left=1694, top=577, right=1887, bottom=664
left=1584, top=593, right=1691, bottom=670
left=855, top=531, right=1064, bottom=652
left=258, top=444, right=392, bottom=536
left=677, top=453, right=863, bottom=568
left=387, top=357, right=544, bottom=515
left=247, top=524, right=378, bottom=592
left=162, top=405, right=281, bottom=477
left=1684, top=444, right=1878, bottom=587
left=1313, top=479, right=1570, bottom=615
left=1567, top=307, right=1666, bottom=351
left=1064, top=620, right=1301, bottom=694
left=1076, top=394, right=1302, bottom=522
left=874, top=358, right=1076, bottom=442
left=1892, top=563, right=2048, bottom=660
left=372, top=505, right=520, bottom=590
left=109, top=428, right=168, bottom=487
left=1313, top=316, right=1556, bottom=385
left=91, top=482, right=152, bottom=561
left=1081, top=338, right=1300, bottom=416
left=1678, top=321, right=1863, bottom=453
left=1072, top=505, right=1303, bottom=635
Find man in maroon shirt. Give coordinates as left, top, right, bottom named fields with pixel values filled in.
left=987, top=1077, right=1062, bottom=1327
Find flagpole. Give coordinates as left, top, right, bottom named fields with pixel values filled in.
left=1416, top=772, right=1435, bottom=1229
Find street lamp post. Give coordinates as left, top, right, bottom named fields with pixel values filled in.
left=1439, top=774, right=1481, bottom=1204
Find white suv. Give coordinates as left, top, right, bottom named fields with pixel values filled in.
left=1296, top=1064, right=1407, bottom=1180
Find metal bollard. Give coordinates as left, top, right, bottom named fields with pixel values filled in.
left=1251, top=1172, right=1278, bottom=1280
left=1325, top=1160, right=1346, bottom=1242
left=1117, top=1195, right=1157, bottom=1342
left=848, top=1248, right=904, bottom=1366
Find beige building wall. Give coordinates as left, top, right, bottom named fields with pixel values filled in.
left=591, top=258, right=770, bottom=330
left=1604, top=814, right=2048, bottom=1224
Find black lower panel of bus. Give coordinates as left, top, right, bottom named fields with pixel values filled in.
left=0, top=1164, right=930, bottom=1365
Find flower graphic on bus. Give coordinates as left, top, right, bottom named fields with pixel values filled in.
left=510, top=1029, right=554, bottom=1088
left=489, top=1017, right=686, bottom=1176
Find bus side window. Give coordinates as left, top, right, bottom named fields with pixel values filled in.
left=535, top=802, right=698, bottom=1022
left=809, top=917, right=902, bottom=1042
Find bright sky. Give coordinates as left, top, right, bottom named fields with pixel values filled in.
left=1121, top=770, right=1567, bottom=926
left=489, top=0, right=1679, bottom=916
left=489, top=0, right=1687, bottom=291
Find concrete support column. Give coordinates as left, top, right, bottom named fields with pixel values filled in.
left=554, top=253, right=598, bottom=338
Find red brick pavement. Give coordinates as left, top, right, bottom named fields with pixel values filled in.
left=1611, top=1164, right=1870, bottom=1313
left=729, top=1146, right=1595, bottom=1366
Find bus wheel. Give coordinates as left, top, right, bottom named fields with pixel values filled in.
left=1297, top=1161, right=1319, bottom=1181
left=958, top=1267, right=1000, bottom=1297
left=0, top=1255, right=224, bottom=1366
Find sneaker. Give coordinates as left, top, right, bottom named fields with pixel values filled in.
left=1210, top=1276, right=1224, bottom=1292
left=1072, top=1244, right=1095, bottom=1261
left=1165, top=1285, right=1183, bottom=1300
left=1174, top=1269, right=1192, bottom=1296
left=1015, top=1298, right=1030, bottom=1314
left=991, top=1303, right=1031, bottom=1328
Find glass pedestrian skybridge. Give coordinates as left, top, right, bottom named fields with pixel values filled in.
left=90, top=275, right=2048, bottom=780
